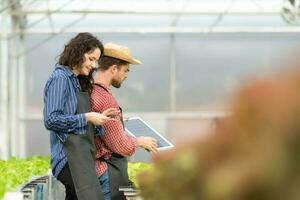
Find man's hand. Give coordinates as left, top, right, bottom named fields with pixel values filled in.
left=85, top=112, right=114, bottom=126
left=137, top=136, right=158, bottom=153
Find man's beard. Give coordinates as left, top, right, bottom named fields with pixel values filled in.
left=111, top=78, right=121, bottom=88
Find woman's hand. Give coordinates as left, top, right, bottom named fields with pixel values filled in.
left=85, top=112, right=114, bottom=126
left=102, top=108, right=120, bottom=119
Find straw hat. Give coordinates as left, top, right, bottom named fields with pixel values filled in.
left=104, top=43, right=142, bottom=65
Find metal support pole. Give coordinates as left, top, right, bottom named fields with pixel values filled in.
left=0, top=0, right=10, bottom=160
left=18, top=34, right=26, bottom=158
left=169, top=34, right=176, bottom=111
left=9, top=20, right=19, bottom=157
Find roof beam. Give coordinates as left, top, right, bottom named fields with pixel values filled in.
left=10, top=27, right=300, bottom=35
left=9, top=7, right=283, bottom=16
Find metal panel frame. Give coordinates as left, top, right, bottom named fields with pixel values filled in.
left=1, top=0, right=300, bottom=158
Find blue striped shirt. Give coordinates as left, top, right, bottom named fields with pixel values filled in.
left=43, top=64, right=87, bottom=177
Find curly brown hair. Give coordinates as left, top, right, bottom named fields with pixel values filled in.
left=58, top=32, right=104, bottom=95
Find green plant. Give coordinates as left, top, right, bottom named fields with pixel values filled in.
left=139, top=69, right=300, bottom=200
left=0, top=156, right=50, bottom=199
left=128, top=162, right=152, bottom=187
left=0, top=156, right=151, bottom=199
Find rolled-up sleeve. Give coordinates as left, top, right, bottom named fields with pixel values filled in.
left=43, top=75, right=87, bottom=134
left=91, top=87, right=137, bottom=156
left=101, top=120, right=137, bottom=156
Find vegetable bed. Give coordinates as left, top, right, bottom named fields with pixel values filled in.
left=0, top=156, right=50, bottom=199
left=0, top=156, right=151, bottom=199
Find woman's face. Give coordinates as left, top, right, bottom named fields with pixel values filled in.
left=77, top=48, right=101, bottom=76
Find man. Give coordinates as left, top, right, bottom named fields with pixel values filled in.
left=91, top=43, right=158, bottom=200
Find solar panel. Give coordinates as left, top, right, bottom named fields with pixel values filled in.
left=124, top=117, right=174, bottom=151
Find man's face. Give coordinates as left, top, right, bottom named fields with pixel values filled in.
left=78, top=48, right=101, bottom=76
left=111, top=64, right=130, bottom=88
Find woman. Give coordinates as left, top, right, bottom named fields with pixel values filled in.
left=43, top=32, right=115, bottom=200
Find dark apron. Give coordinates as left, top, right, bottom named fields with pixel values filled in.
left=107, top=154, right=129, bottom=200
left=107, top=107, right=130, bottom=200
left=94, top=83, right=131, bottom=200
left=63, top=92, right=104, bottom=200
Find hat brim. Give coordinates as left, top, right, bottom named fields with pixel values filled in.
left=129, top=58, right=142, bottom=65
left=104, top=49, right=142, bottom=65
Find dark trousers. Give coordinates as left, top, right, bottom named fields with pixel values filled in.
left=57, top=163, right=78, bottom=200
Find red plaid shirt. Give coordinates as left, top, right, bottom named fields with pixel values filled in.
left=91, top=83, right=138, bottom=177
